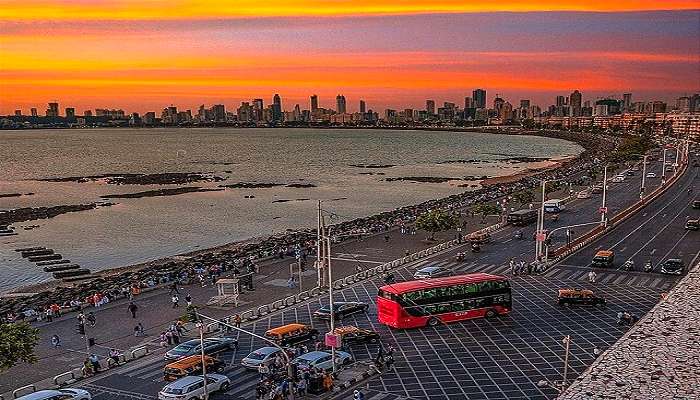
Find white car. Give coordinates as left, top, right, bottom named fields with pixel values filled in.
left=646, top=172, right=657, bottom=178
left=16, top=389, right=91, bottom=400
left=241, top=347, right=282, bottom=369
left=576, top=190, right=591, bottom=199
left=611, top=176, right=625, bottom=183
left=158, top=374, right=230, bottom=400
left=292, top=350, right=353, bottom=372
left=413, top=266, right=450, bottom=279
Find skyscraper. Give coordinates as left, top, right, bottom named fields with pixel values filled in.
left=272, top=94, right=282, bottom=122
left=336, top=95, right=347, bottom=114
left=623, top=93, right=632, bottom=112
left=472, top=89, right=486, bottom=109
left=46, top=102, right=59, bottom=117
left=310, top=95, right=318, bottom=112
left=426, top=100, right=435, bottom=115
left=520, top=99, right=530, bottom=109
left=569, top=90, right=582, bottom=116
left=212, top=104, right=226, bottom=122
left=464, top=97, right=473, bottom=109
left=65, top=107, right=75, bottom=118
left=359, top=100, right=366, bottom=114
left=556, top=96, right=567, bottom=107
left=30, top=108, right=37, bottom=117
left=493, top=96, right=505, bottom=115
left=14, top=110, right=21, bottom=116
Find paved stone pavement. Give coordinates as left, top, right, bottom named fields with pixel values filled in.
left=558, top=260, right=700, bottom=400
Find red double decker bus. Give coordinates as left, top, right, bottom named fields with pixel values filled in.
left=377, top=273, right=512, bottom=329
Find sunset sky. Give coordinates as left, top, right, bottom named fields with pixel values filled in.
left=1, top=1, right=699, bottom=114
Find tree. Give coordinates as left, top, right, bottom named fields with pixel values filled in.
left=0, top=322, right=39, bottom=372
left=470, top=203, right=502, bottom=223
left=415, top=210, right=459, bottom=241
left=511, top=190, right=535, bottom=207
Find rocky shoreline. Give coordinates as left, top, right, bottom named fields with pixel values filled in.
left=0, top=203, right=114, bottom=226
left=101, top=187, right=223, bottom=199
left=0, top=130, right=613, bottom=317
left=38, top=172, right=224, bottom=185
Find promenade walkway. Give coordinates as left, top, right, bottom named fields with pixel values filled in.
left=558, top=260, right=700, bottom=400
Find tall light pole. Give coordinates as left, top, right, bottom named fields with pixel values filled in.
left=600, top=166, right=608, bottom=227
left=640, top=155, right=648, bottom=199
left=197, top=322, right=209, bottom=400
left=662, top=147, right=667, bottom=182
left=325, top=228, right=337, bottom=374
left=562, top=335, right=571, bottom=387
left=535, top=180, right=546, bottom=261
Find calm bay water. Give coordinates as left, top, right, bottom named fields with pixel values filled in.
left=0, top=128, right=582, bottom=293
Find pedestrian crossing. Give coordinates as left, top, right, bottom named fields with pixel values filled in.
left=338, top=389, right=415, bottom=400
left=408, top=259, right=675, bottom=290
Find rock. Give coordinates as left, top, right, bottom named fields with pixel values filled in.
left=101, top=187, right=224, bottom=199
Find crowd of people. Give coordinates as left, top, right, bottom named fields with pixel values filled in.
left=1, top=130, right=615, bottom=326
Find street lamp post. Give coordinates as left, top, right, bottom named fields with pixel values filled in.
left=640, top=155, right=648, bottom=199
left=325, top=228, right=337, bottom=375
left=197, top=322, right=209, bottom=400
left=562, top=335, right=571, bottom=387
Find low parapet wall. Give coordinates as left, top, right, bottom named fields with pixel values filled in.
left=558, top=260, right=700, bottom=400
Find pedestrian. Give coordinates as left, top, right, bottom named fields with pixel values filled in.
left=588, top=270, right=597, bottom=283
left=185, top=294, right=192, bottom=307
left=233, top=313, right=242, bottom=328
left=384, top=234, right=390, bottom=242
left=81, top=358, right=93, bottom=377
left=375, top=345, right=384, bottom=364
left=89, top=354, right=101, bottom=372
left=165, top=330, right=173, bottom=345
left=51, top=303, right=61, bottom=317
left=109, top=348, right=121, bottom=366
left=297, top=378, right=306, bottom=397
left=51, top=334, right=61, bottom=348
left=171, top=294, right=179, bottom=308
left=322, top=372, right=333, bottom=392
left=593, top=346, right=602, bottom=357
left=509, top=258, right=515, bottom=275
left=169, top=282, right=179, bottom=295
left=128, top=302, right=138, bottom=318
left=258, top=362, right=269, bottom=377
left=45, top=307, right=54, bottom=322
left=287, top=277, right=296, bottom=289
left=86, top=311, right=96, bottom=327
left=159, top=332, right=168, bottom=347
left=385, top=354, right=395, bottom=372
left=134, top=324, right=142, bottom=337
left=77, top=310, right=86, bottom=325
left=353, top=389, right=365, bottom=400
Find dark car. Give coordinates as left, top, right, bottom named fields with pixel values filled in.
left=693, top=200, right=700, bottom=209
left=660, top=259, right=685, bottom=275
left=164, top=338, right=237, bottom=360
left=332, top=326, right=380, bottom=345
left=557, top=289, right=606, bottom=308
left=685, top=219, right=699, bottom=231
left=314, top=301, right=369, bottom=320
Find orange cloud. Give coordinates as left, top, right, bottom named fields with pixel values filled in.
left=0, top=0, right=698, bottom=21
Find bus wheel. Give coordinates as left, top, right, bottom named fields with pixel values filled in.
left=427, top=317, right=440, bottom=327
left=485, top=309, right=496, bottom=318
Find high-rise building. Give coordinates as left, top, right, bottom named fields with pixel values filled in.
left=238, top=102, right=252, bottom=122
left=623, top=93, right=632, bottom=112
left=359, top=100, right=366, bottom=114
left=556, top=96, right=566, bottom=107
left=14, top=110, right=21, bottom=116
left=252, top=99, right=263, bottom=121
left=30, top=108, right=38, bottom=117
left=272, top=94, right=282, bottom=122
left=464, top=97, right=473, bottom=109
left=426, top=100, right=435, bottom=115
left=65, top=107, right=75, bottom=118
left=143, top=112, right=156, bottom=125
left=46, top=102, right=59, bottom=117
left=569, top=90, right=582, bottom=116
left=84, top=110, right=93, bottom=117
left=212, top=104, right=226, bottom=122
left=472, top=89, right=486, bottom=109
left=493, top=96, right=505, bottom=115
left=336, top=95, right=347, bottom=114
left=520, top=100, right=530, bottom=109
left=690, top=94, right=700, bottom=112
left=676, top=96, right=691, bottom=112
left=310, top=95, right=318, bottom=112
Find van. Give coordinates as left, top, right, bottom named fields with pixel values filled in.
left=591, top=250, right=615, bottom=268
left=163, top=355, right=225, bottom=382
left=264, top=323, right=319, bottom=346
left=507, top=209, right=538, bottom=226
left=543, top=199, right=565, bottom=213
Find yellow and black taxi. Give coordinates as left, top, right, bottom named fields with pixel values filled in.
left=264, top=323, right=319, bottom=346
left=163, top=354, right=225, bottom=381
left=331, top=326, right=380, bottom=345
left=557, top=289, right=606, bottom=308
left=591, top=250, right=615, bottom=268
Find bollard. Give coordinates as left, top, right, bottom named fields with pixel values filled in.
left=241, top=310, right=255, bottom=321
left=284, top=295, right=297, bottom=306
left=296, top=291, right=309, bottom=301
left=52, top=371, right=75, bottom=386
left=344, top=276, right=355, bottom=285
left=271, top=299, right=285, bottom=310
left=309, top=287, right=320, bottom=297
left=206, top=322, right=219, bottom=333
left=130, top=346, right=149, bottom=360
left=13, top=384, right=36, bottom=398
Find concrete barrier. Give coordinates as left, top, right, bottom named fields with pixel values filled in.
left=284, top=295, right=297, bottom=306
left=271, top=299, right=285, bottom=310
left=241, top=310, right=255, bottom=321
left=130, top=346, right=149, bottom=360
left=206, top=322, right=219, bottom=333
left=12, top=385, right=36, bottom=398
left=257, top=304, right=271, bottom=316
left=52, top=371, right=74, bottom=386
left=296, top=291, right=309, bottom=301
left=344, top=276, right=355, bottom=285
left=309, top=287, right=320, bottom=297
left=333, top=279, right=344, bottom=290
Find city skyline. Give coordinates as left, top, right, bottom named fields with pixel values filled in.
left=1, top=2, right=699, bottom=114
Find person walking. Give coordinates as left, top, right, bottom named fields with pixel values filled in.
left=588, top=270, right=597, bottom=283
left=169, top=282, right=180, bottom=295
left=109, top=348, right=121, bottom=366
left=171, top=294, right=180, bottom=308
left=509, top=258, right=515, bottom=275
left=185, top=294, right=192, bottom=307
left=128, top=302, right=138, bottom=318
left=353, top=389, right=365, bottom=400
left=45, top=306, right=54, bottom=323
left=86, top=312, right=96, bottom=327
left=233, top=314, right=242, bottom=328
left=51, top=334, right=61, bottom=348
left=89, top=354, right=101, bottom=373
left=77, top=311, right=86, bottom=325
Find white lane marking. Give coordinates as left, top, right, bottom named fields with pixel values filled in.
left=330, top=257, right=384, bottom=264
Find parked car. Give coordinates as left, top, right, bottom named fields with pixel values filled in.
left=292, top=350, right=353, bottom=372
left=625, top=170, right=635, bottom=176
left=685, top=219, right=699, bottom=231
left=557, top=289, right=606, bottom=308
left=158, top=374, right=230, bottom=400
left=413, top=266, right=450, bottom=279
left=660, top=259, right=685, bottom=275
left=165, top=338, right=237, bottom=361
left=591, top=185, right=603, bottom=194
left=314, top=301, right=369, bottom=320
left=611, top=175, right=625, bottom=183
left=16, top=390, right=91, bottom=400
left=692, top=200, right=700, bottom=209
left=332, top=326, right=381, bottom=345
left=646, top=172, right=657, bottom=178
left=241, top=347, right=287, bottom=370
